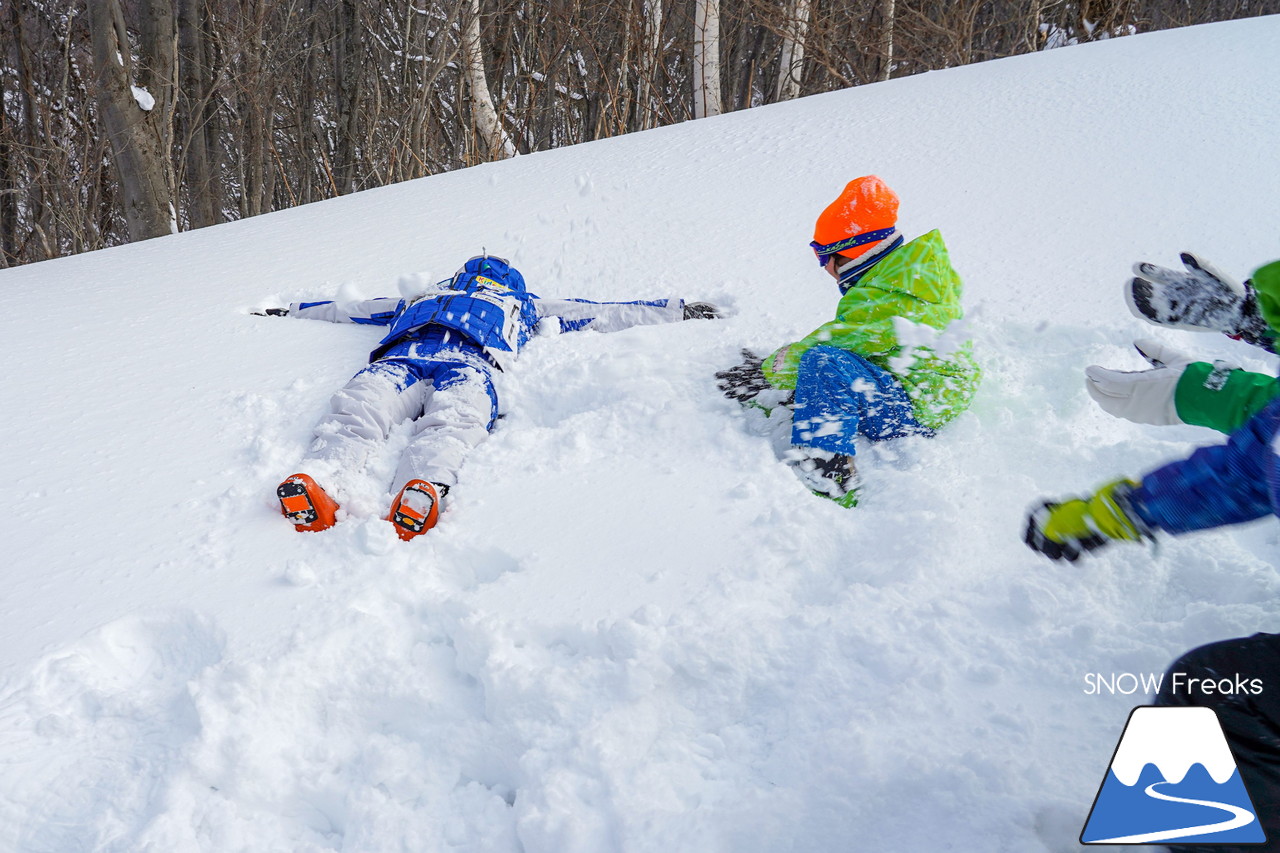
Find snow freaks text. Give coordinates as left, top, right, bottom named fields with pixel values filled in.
left=1084, top=672, right=1264, bottom=697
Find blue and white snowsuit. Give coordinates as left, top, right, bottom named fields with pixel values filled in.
left=290, top=257, right=685, bottom=491
left=1128, top=395, right=1280, bottom=533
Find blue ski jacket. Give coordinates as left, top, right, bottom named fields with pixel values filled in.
left=1130, top=396, right=1280, bottom=534
left=289, top=257, right=686, bottom=369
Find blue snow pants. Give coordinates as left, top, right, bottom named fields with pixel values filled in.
left=790, top=345, right=931, bottom=456
left=307, top=328, right=499, bottom=489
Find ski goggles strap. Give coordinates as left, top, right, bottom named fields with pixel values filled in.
left=811, top=227, right=898, bottom=266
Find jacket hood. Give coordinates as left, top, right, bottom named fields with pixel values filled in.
left=457, top=255, right=527, bottom=294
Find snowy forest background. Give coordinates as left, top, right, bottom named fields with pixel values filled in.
left=1, top=0, right=1276, bottom=269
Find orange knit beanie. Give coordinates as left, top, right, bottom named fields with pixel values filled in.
left=811, top=176, right=900, bottom=263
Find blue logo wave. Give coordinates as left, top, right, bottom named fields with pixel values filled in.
left=1082, top=762, right=1265, bottom=845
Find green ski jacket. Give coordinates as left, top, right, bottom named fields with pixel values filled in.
left=762, top=229, right=980, bottom=431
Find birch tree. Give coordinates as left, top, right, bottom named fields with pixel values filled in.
left=637, top=0, right=663, bottom=129
left=462, top=0, right=516, bottom=159
left=878, top=0, right=896, bottom=82
left=693, top=0, right=722, bottom=118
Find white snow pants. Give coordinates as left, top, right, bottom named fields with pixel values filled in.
left=304, top=348, right=498, bottom=491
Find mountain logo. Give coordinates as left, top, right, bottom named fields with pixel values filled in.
left=1081, top=706, right=1266, bottom=845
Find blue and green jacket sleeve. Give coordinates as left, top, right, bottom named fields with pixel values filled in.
left=1175, top=363, right=1280, bottom=434
left=1129, top=396, right=1280, bottom=534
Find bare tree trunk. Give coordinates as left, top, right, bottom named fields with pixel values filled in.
left=238, top=0, right=274, bottom=217
left=87, top=0, right=177, bottom=241
left=878, top=0, right=897, bottom=82
left=462, top=0, right=516, bottom=159
left=775, top=0, right=811, bottom=101
left=131, top=0, right=178, bottom=226
left=693, top=0, right=722, bottom=118
left=6, top=0, right=39, bottom=262
left=1025, top=0, right=1045, bottom=51
left=735, top=24, right=764, bottom=110
left=335, top=0, right=364, bottom=192
left=298, top=0, right=322, bottom=204
left=178, top=0, right=222, bottom=228
left=0, top=73, right=14, bottom=266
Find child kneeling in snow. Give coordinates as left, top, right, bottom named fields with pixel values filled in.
left=262, top=254, right=720, bottom=540
left=716, top=175, right=980, bottom=505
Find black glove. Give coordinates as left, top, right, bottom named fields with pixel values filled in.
left=251, top=307, right=289, bottom=317
left=683, top=301, right=722, bottom=320
left=1126, top=253, right=1273, bottom=352
left=715, top=349, right=771, bottom=403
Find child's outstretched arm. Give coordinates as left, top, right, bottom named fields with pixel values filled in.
left=1085, top=338, right=1280, bottom=435
left=533, top=296, right=720, bottom=334
left=254, top=297, right=405, bottom=326
left=1025, top=397, right=1280, bottom=561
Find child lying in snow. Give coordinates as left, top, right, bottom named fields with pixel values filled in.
left=259, top=254, right=720, bottom=540
left=716, top=175, right=980, bottom=505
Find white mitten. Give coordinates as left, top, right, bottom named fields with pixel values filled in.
left=1084, top=339, right=1203, bottom=426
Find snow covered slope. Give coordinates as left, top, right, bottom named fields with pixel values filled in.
left=2, top=15, right=1280, bottom=852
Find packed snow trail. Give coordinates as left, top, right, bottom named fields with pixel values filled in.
left=3, top=15, right=1280, bottom=853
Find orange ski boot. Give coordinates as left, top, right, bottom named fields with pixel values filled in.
left=387, top=480, right=444, bottom=541
left=277, top=473, right=340, bottom=532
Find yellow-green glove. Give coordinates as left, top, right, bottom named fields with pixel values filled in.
left=1024, top=479, right=1149, bottom=562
